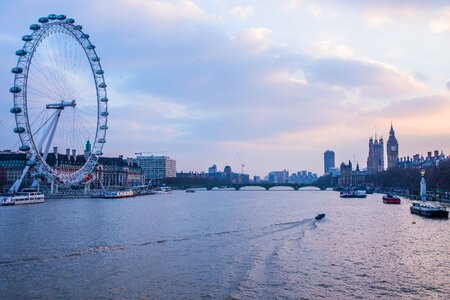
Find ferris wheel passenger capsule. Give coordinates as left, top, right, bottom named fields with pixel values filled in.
left=100, top=97, right=108, bottom=102
left=16, top=49, right=27, bottom=56
left=11, top=67, right=23, bottom=74
left=92, top=56, right=100, bottom=62
left=96, top=70, right=104, bottom=75
left=10, top=107, right=22, bottom=114
left=65, top=18, right=75, bottom=24
left=22, top=35, right=33, bottom=42
left=19, top=145, right=31, bottom=152
left=39, top=17, right=49, bottom=23
left=99, top=83, right=106, bottom=88
left=29, top=24, right=41, bottom=31
left=13, top=127, right=25, bottom=134
left=57, top=15, right=66, bottom=20
left=47, top=14, right=57, bottom=20
left=9, top=86, right=21, bottom=93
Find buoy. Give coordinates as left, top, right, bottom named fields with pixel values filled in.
left=412, top=221, right=416, bottom=224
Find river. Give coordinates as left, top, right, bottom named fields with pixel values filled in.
left=1, top=190, right=449, bottom=299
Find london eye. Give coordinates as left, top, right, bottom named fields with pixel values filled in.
left=9, top=14, right=108, bottom=192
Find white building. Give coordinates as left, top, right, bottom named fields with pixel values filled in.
left=135, top=155, right=176, bottom=182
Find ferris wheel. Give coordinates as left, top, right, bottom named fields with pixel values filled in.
left=9, top=14, right=108, bottom=192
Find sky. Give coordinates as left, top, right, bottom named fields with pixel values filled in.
left=1, top=0, right=450, bottom=177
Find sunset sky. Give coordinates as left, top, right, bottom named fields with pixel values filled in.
left=1, top=0, right=450, bottom=176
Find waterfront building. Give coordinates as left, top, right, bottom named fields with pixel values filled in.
left=268, top=170, right=289, bottom=184
left=367, top=135, right=384, bottom=173
left=339, top=161, right=352, bottom=186
left=208, top=164, right=217, bottom=174
left=397, top=150, right=447, bottom=169
left=289, top=170, right=318, bottom=184
left=324, top=150, right=335, bottom=175
left=0, top=151, right=30, bottom=192
left=135, top=155, right=176, bottom=183
left=386, top=124, right=399, bottom=169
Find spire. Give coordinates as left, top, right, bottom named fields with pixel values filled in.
left=390, top=122, right=395, bottom=135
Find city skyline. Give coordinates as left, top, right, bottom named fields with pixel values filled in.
left=1, top=1, right=450, bottom=176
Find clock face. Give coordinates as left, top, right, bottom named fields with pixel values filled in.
left=391, top=145, right=397, bottom=151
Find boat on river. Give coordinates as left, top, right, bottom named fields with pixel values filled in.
left=315, top=213, right=326, bottom=220
left=340, top=190, right=367, bottom=198
left=383, top=194, right=401, bottom=204
left=410, top=202, right=448, bottom=218
left=410, top=170, right=448, bottom=218
left=103, top=189, right=134, bottom=199
left=0, top=189, right=45, bottom=206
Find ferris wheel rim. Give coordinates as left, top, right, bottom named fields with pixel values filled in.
left=9, top=14, right=108, bottom=185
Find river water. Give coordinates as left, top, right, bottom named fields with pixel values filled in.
left=1, top=190, right=449, bottom=299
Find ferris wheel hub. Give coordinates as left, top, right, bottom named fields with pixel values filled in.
left=46, top=100, right=76, bottom=109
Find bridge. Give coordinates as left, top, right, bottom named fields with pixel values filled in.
left=178, top=183, right=330, bottom=191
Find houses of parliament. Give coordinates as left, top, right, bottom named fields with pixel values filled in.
left=367, top=124, right=399, bottom=173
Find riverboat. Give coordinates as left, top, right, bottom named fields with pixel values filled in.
left=383, top=194, right=401, bottom=204
left=103, top=190, right=134, bottom=199
left=410, top=202, right=448, bottom=218
left=154, top=186, right=172, bottom=194
left=0, top=190, right=45, bottom=206
left=185, top=189, right=195, bottom=193
left=340, top=190, right=367, bottom=198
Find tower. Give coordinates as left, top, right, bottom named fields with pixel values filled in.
left=386, top=123, right=399, bottom=169
left=323, top=150, right=335, bottom=175
left=367, top=134, right=384, bottom=173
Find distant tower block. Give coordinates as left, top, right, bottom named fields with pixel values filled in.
left=386, top=123, right=399, bottom=169
left=324, top=150, right=335, bottom=175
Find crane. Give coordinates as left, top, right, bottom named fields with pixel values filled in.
left=237, top=153, right=245, bottom=174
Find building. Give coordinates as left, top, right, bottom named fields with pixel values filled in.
left=386, top=124, right=399, bottom=169
left=0, top=151, right=30, bottom=192
left=339, top=161, right=353, bottom=186
left=367, top=135, right=384, bottom=173
left=208, top=164, right=217, bottom=174
left=397, top=150, right=447, bottom=169
left=268, top=170, right=289, bottom=184
left=135, top=155, right=176, bottom=183
left=323, top=150, right=335, bottom=175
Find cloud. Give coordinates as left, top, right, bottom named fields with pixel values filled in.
left=305, top=57, right=425, bottom=98
left=229, top=6, right=254, bottom=20
left=234, top=27, right=274, bottom=53
left=429, top=8, right=450, bottom=33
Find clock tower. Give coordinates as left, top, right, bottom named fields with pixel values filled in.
left=386, top=123, right=399, bottom=169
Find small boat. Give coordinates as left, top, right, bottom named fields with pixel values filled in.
left=340, top=190, right=367, bottom=198
left=185, top=189, right=195, bottom=193
left=1, top=189, right=45, bottom=205
left=154, top=186, right=171, bottom=194
left=383, top=194, right=401, bottom=204
left=315, top=213, right=326, bottom=220
left=103, top=189, right=134, bottom=199
left=410, top=202, right=448, bottom=218
left=410, top=170, right=448, bottom=218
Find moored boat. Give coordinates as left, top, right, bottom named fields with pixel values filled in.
left=410, top=202, right=448, bottom=218
left=0, top=190, right=45, bottom=205
left=410, top=170, right=449, bottom=218
left=383, top=194, right=401, bottom=204
left=103, top=189, right=134, bottom=199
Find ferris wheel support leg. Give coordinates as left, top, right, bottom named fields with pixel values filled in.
left=8, top=165, right=31, bottom=193
left=42, top=109, right=62, bottom=162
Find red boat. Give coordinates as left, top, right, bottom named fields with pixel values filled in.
left=383, top=194, right=401, bottom=204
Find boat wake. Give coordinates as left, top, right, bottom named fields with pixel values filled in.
left=0, top=218, right=318, bottom=269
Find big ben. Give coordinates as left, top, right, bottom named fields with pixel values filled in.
left=387, top=123, right=399, bottom=169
